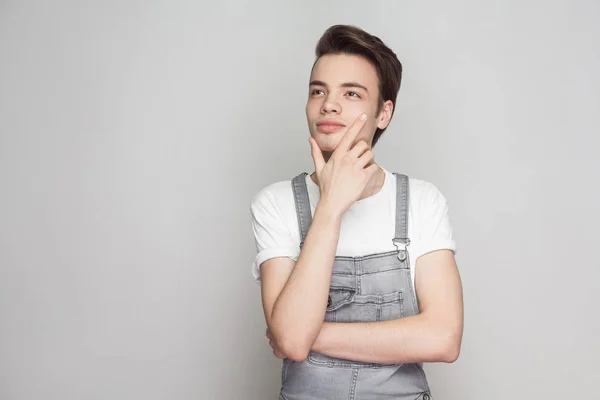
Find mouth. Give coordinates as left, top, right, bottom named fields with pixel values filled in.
left=316, top=120, right=345, bottom=134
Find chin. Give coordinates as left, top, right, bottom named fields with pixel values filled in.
left=315, top=133, right=341, bottom=152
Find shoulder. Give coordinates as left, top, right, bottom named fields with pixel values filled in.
left=407, top=177, right=448, bottom=206
left=392, top=174, right=456, bottom=255
left=388, top=173, right=451, bottom=223
left=387, top=171, right=447, bottom=206
left=250, top=176, right=300, bottom=222
left=251, top=180, right=291, bottom=207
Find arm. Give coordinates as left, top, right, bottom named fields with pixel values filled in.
left=311, top=249, right=463, bottom=364
left=260, top=114, right=377, bottom=362
left=260, top=201, right=341, bottom=362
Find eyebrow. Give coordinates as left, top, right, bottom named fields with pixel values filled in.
left=309, top=80, right=369, bottom=93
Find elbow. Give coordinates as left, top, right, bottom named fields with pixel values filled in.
left=440, top=342, right=461, bottom=363
left=285, top=348, right=310, bottom=363
left=437, top=330, right=462, bottom=363
left=278, top=339, right=310, bottom=362
left=422, top=321, right=462, bottom=363
left=270, top=329, right=310, bottom=362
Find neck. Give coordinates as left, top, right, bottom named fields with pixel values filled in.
left=360, top=165, right=385, bottom=200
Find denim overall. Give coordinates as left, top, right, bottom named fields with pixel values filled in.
left=279, top=172, right=432, bottom=400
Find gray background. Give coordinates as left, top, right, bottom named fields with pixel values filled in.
left=1, top=1, right=598, bottom=399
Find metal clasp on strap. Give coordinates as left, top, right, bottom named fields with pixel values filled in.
left=392, top=238, right=411, bottom=262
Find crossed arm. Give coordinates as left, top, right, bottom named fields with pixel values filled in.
left=260, top=202, right=464, bottom=364
left=310, top=249, right=462, bottom=364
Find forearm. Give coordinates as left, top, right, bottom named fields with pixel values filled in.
left=312, top=314, right=461, bottom=364
left=270, top=200, right=341, bottom=360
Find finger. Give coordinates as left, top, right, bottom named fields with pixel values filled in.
left=309, top=137, right=326, bottom=173
left=274, top=349, right=285, bottom=359
left=357, top=149, right=375, bottom=168
left=269, top=340, right=279, bottom=352
left=347, top=140, right=370, bottom=159
left=364, top=163, right=379, bottom=176
left=336, top=113, right=367, bottom=153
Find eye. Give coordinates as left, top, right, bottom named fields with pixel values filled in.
left=347, top=91, right=361, bottom=98
left=311, top=89, right=325, bottom=96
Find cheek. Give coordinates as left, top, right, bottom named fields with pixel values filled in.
left=356, top=121, right=379, bottom=143
left=346, top=100, right=375, bottom=120
left=306, top=101, right=321, bottom=118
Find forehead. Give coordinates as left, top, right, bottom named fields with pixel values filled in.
left=310, top=53, right=379, bottom=89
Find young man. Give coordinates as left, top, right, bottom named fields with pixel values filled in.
left=250, top=25, right=463, bottom=400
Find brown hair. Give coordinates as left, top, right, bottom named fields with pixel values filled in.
left=314, top=25, right=403, bottom=146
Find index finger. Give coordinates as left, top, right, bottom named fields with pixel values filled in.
left=336, top=113, right=367, bottom=153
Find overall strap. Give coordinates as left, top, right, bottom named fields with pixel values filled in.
left=291, top=172, right=312, bottom=249
left=393, top=173, right=411, bottom=260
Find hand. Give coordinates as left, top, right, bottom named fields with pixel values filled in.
left=309, top=113, right=379, bottom=216
left=266, top=327, right=286, bottom=359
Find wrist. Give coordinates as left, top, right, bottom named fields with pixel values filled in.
left=315, top=199, right=344, bottom=223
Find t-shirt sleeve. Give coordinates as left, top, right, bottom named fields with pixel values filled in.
left=412, top=182, right=457, bottom=260
left=250, top=188, right=300, bottom=285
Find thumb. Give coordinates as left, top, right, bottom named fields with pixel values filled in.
left=309, top=137, right=325, bottom=174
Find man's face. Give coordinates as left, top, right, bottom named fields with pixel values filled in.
left=305, top=53, right=392, bottom=155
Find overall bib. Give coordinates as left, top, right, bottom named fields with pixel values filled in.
left=279, top=172, right=432, bottom=400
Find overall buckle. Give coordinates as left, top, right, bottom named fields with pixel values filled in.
left=392, top=238, right=411, bottom=261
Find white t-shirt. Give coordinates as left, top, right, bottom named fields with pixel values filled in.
left=249, top=166, right=456, bottom=289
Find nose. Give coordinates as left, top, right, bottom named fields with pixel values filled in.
left=320, top=96, right=341, bottom=115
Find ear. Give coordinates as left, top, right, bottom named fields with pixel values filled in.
left=376, top=100, right=394, bottom=130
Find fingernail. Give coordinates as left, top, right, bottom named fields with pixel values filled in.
left=360, top=113, right=367, bottom=121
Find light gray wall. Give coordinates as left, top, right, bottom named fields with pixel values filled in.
left=1, top=1, right=598, bottom=399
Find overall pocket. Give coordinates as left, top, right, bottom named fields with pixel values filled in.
left=307, top=290, right=404, bottom=369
